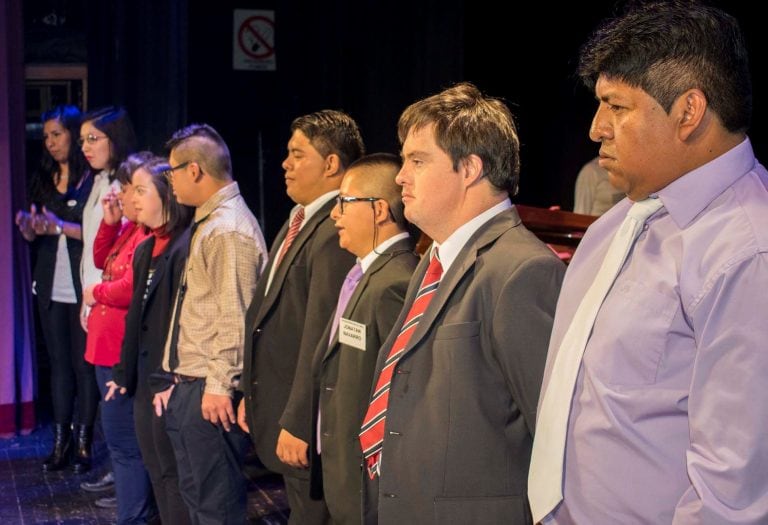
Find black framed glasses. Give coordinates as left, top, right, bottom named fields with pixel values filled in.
left=162, top=161, right=190, bottom=181
left=335, top=195, right=382, bottom=215
left=77, top=134, right=109, bottom=147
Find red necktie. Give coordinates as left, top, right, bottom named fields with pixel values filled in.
left=359, top=249, right=443, bottom=479
left=275, top=207, right=305, bottom=268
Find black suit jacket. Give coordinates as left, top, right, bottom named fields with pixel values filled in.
left=309, top=238, right=418, bottom=523
left=242, top=198, right=356, bottom=477
left=113, top=229, right=190, bottom=396
left=362, top=207, right=565, bottom=525
left=31, top=172, right=94, bottom=308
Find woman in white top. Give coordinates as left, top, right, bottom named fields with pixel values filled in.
left=73, top=106, right=137, bottom=474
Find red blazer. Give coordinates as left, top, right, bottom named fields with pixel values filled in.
left=85, top=220, right=149, bottom=366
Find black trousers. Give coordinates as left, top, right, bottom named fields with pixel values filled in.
left=37, top=299, right=98, bottom=426
left=134, top=372, right=191, bottom=525
left=164, top=379, right=249, bottom=525
left=284, top=473, right=331, bottom=525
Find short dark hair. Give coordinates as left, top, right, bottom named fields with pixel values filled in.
left=82, top=106, right=138, bottom=173
left=39, top=104, right=88, bottom=191
left=397, top=82, right=520, bottom=195
left=578, top=0, right=752, bottom=133
left=115, top=151, right=154, bottom=186
left=137, top=157, right=194, bottom=237
left=165, top=123, right=232, bottom=180
left=291, top=110, right=365, bottom=171
left=347, top=153, right=408, bottom=230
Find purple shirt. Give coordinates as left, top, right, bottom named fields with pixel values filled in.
left=542, top=139, right=768, bottom=524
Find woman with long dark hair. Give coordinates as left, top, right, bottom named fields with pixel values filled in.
left=15, top=105, right=97, bottom=472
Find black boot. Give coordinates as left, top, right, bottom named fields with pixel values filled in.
left=71, top=424, right=94, bottom=474
left=42, top=423, right=72, bottom=472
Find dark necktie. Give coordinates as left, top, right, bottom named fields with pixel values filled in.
left=275, top=207, right=305, bottom=268
left=167, top=219, right=201, bottom=372
left=359, top=249, right=443, bottom=478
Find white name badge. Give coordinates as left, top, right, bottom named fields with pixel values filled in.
left=339, top=318, right=366, bottom=351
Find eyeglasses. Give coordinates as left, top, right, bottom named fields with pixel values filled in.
left=162, top=161, right=190, bottom=181
left=77, top=134, right=109, bottom=147
left=335, top=195, right=382, bottom=215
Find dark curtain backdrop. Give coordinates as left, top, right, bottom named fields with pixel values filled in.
left=185, top=0, right=464, bottom=243
left=1, top=0, right=36, bottom=438
left=85, top=0, right=188, bottom=153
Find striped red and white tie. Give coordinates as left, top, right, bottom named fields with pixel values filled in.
left=359, top=249, right=443, bottom=479
left=275, top=207, right=305, bottom=268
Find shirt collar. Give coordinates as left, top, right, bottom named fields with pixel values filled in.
left=656, top=138, right=756, bottom=229
left=290, top=190, right=339, bottom=228
left=359, top=232, right=410, bottom=273
left=194, top=181, right=240, bottom=224
left=433, top=198, right=512, bottom=274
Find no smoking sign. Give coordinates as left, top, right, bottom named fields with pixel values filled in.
left=233, top=10, right=276, bottom=71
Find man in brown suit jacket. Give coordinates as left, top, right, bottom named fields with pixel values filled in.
left=360, top=83, right=565, bottom=525
left=310, top=153, right=418, bottom=524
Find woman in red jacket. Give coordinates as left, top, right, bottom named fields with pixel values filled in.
left=82, top=152, right=154, bottom=524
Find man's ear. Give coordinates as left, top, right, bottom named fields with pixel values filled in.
left=190, top=161, right=204, bottom=181
left=677, top=89, right=708, bottom=141
left=324, top=154, right=341, bottom=178
left=461, top=154, right=484, bottom=187
left=374, top=198, right=391, bottom=225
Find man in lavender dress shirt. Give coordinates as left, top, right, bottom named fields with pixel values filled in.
left=533, top=2, right=768, bottom=523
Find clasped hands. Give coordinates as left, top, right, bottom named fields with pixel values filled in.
left=15, top=204, right=61, bottom=238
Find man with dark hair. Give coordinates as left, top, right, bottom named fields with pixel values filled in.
left=239, top=110, right=363, bottom=524
left=359, top=83, right=564, bottom=524
left=529, top=3, right=768, bottom=523
left=153, top=123, right=267, bottom=524
left=311, top=153, right=418, bottom=524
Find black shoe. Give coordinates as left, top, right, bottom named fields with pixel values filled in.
left=80, top=471, right=115, bottom=492
left=42, top=424, right=72, bottom=472
left=95, top=496, right=118, bottom=509
left=72, top=424, right=94, bottom=474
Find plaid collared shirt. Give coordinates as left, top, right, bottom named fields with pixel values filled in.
left=162, top=182, right=267, bottom=395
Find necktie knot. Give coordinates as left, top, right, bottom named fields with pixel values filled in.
left=627, top=197, right=663, bottom=222
left=345, top=262, right=364, bottom=286
left=276, top=207, right=305, bottom=268
left=424, top=248, right=444, bottom=283
left=292, top=207, right=306, bottom=226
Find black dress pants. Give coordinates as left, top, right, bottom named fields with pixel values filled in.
left=37, top=300, right=98, bottom=426
left=164, top=379, right=249, bottom=525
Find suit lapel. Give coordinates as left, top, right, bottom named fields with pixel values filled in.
left=255, top=199, right=336, bottom=326
left=144, top=229, right=190, bottom=303
left=323, top=239, right=413, bottom=361
left=401, top=208, right=520, bottom=356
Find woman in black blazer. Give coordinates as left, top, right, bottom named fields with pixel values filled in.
left=109, top=157, right=194, bottom=524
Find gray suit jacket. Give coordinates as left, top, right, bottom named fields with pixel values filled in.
left=362, top=207, right=565, bottom=525
left=243, top=198, right=356, bottom=477
left=310, top=238, right=418, bottom=524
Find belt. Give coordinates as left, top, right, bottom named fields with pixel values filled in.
left=172, top=373, right=202, bottom=384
